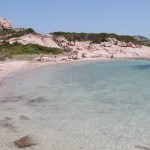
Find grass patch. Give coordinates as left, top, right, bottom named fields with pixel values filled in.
left=12, top=54, right=38, bottom=61
left=0, top=42, right=62, bottom=60
left=0, top=49, right=12, bottom=61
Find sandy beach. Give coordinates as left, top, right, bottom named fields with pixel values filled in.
left=0, top=57, right=112, bottom=83
left=1, top=0, right=150, bottom=149
left=0, top=61, right=28, bottom=82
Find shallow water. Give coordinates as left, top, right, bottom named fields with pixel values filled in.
left=0, top=60, right=150, bottom=150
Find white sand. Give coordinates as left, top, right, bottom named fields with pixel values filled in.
left=0, top=61, right=28, bottom=81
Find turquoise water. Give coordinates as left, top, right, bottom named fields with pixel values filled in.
left=0, top=60, right=150, bottom=150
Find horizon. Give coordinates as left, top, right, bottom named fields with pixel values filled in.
left=1, top=0, right=150, bottom=38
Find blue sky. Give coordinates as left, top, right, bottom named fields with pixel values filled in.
left=1, top=0, right=150, bottom=37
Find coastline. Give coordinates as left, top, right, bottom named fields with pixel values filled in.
left=0, top=57, right=150, bottom=150
left=0, top=57, right=111, bottom=83
left=0, top=57, right=150, bottom=83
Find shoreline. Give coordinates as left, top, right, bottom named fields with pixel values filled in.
left=0, top=57, right=150, bottom=150
left=0, top=57, right=110, bottom=82
left=0, top=57, right=150, bottom=83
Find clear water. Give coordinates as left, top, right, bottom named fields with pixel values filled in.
left=0, top=60, right=150, bottom=150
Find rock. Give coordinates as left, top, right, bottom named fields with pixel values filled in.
left=126, top=42, right=132, bottom=47
left=100, top=42, right=112, bottom=47
left=114, top=41, right=118, bottom=45
left=106, top=38, right=113, bottom=43
left=0, top=40, right=3, bottom=43
left=56, top=36, right=66, bottom=42
left=61, top=42, right=68, bottom=47
left=106, top=38, right=118, bottom=44
left=0, top=17, right=13, bottom=30
left=117, top=41, right=123, bottom=46
left=135, top=145, right=150, bottom=150
left=19, top=115, right=29, bottom=120
left=132, top=44, right=136, bottom=48
left=14, top=135, right=37, bottom=148
left=9, top=34, right=60, bottom=48
left=70, top=41, right=75, bottom=46
left=121, top=42, right=127, bottom=47
left=77, top=46, right=83, bottom=50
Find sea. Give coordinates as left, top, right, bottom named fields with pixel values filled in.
left=0, top=60, right=150, bottom=150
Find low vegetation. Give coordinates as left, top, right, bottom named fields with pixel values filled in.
left=53, top=32, right=149, bottom=45
left=0, top=29, right=150, bottom=61
left=0, top=29, right=63, bottom=61
left=134, top=36, right=150, bottom=46
left=0, top=48, right=12, bottom=61
left=0, top=42, right=62, bottom=61
left=0, top=28, right=36, bottom=40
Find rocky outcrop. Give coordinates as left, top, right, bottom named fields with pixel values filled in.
left=9, top=34, right=60, bottom=48
left=53, top=36, right=150, bottom=59
left=1, top=17, right=149, bottom=60
left=8, top=33, right=150, bottom=60
left=0, top=17, right=13, bottom=30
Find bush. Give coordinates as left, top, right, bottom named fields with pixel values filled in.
left=0, top=42, right=63, bottom=57
left=53, top=32, right=144, bottom=45
left=63, top=47, right=72, bottom=52
left=0, top=28, right=36, bottom=40
left=0, top=49, right=12, bottom=61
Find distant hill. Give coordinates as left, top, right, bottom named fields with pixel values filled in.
left=134, top=35, right=148, bottom=41
left=133, top=35, right=150, bottom=46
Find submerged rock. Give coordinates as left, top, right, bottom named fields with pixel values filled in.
left=135, top=145, right=150, bottom=150
left=19, top=115, right=30, bottom=120
left=14, top=135, right=37, bottom=148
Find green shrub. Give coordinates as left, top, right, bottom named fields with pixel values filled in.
left=63, top=47, right=72, bottom=52
left=0, top=49, right=12, bottom=61
left=53, top=32, right=144, bottom=45
left=0, top=28, right=36, bottom=40
left=0, top=42, right=63, bottom=57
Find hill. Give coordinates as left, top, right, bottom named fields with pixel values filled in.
left=133, top=35, right=150, bottom=46
left=0, top=17, right=150, bottom=61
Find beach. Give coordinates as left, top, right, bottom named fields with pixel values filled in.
left=0, top=57, right=111, bottom=82
left=0, top=51, right=150, bottom=150
left=1, top=0, right=150, bottom=149
left=0, top=60, right=150, bottom=150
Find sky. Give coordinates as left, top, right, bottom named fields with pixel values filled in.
left=1, top=0, right=150, bottom=37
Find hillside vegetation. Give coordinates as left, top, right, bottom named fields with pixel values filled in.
left=0, top=29, right=150, bottom=61
left=0, top=29, right=63, bottom=60
left=0, top=28, right=36, bottom=40
left=0, top=42, right=62, bottom=61
left=53, top=32, right=150, bottom=46
left=134, top=35, right=150, bottom=46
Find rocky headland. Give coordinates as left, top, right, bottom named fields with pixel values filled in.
left=0, top=17, right=150, bottom=61
left=8, top=33, right=150, bottom=60
left=1, top=17, right=150, bottom=78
